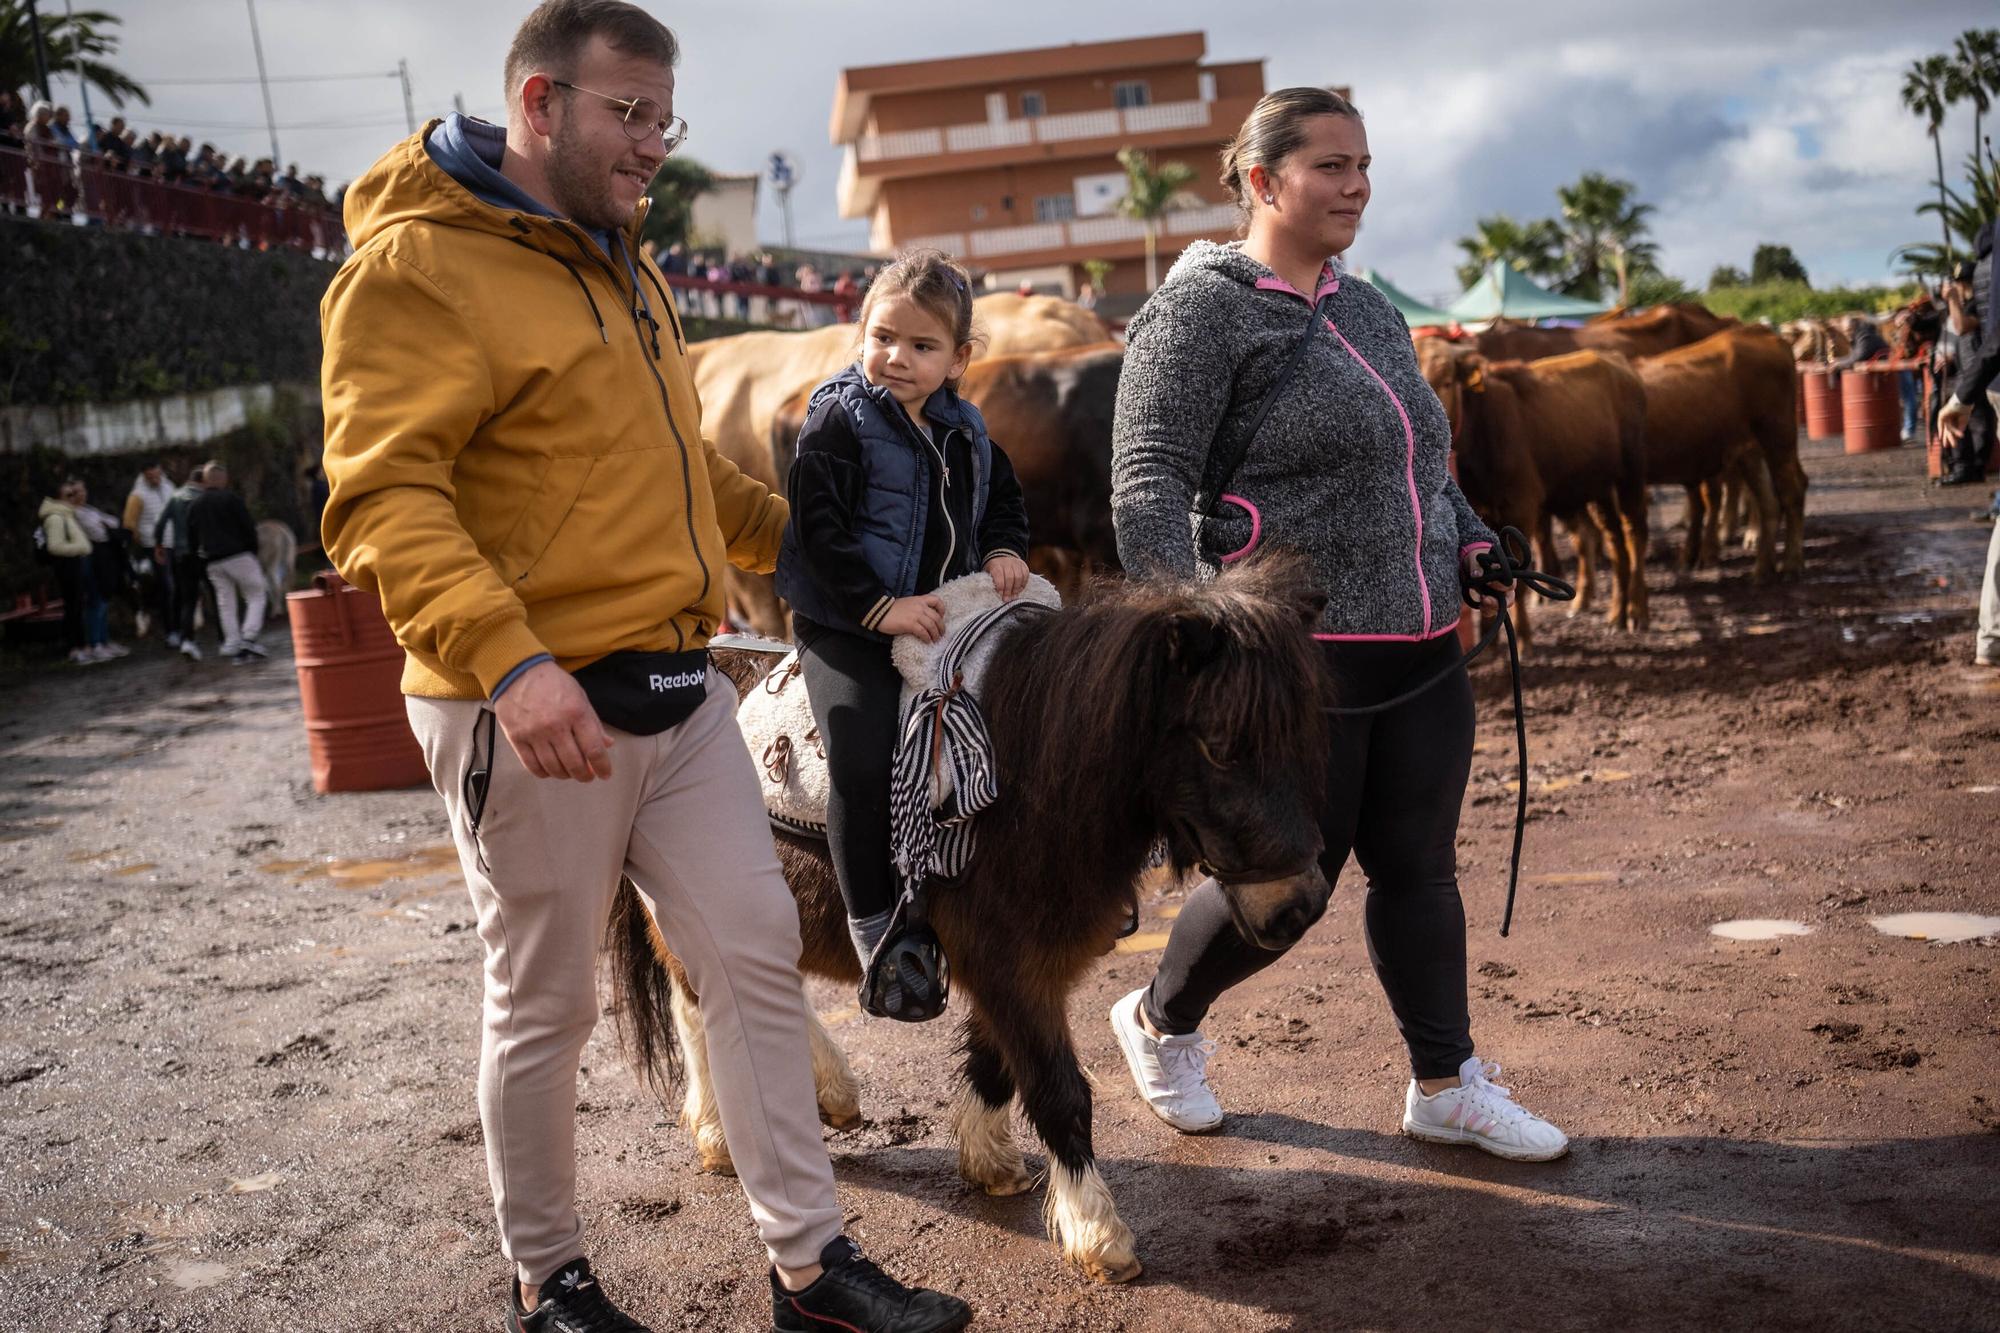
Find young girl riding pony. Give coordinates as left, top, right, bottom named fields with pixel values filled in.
left=775, top=250, right=1031, bottom=1016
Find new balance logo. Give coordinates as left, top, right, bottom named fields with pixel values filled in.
left=648, top=668, right=707, bottom=692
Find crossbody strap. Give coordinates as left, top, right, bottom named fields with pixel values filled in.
left=1198, top=292, right=1328, bottom=519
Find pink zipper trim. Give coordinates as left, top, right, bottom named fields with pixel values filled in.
left=1326, top=320, right=1432, bottom=637
left=1314, top=619, right=1463, bottom=643
left=1252, top=265, right=1341, bottom=302
left=1216, top=494, right=1262, bottom=563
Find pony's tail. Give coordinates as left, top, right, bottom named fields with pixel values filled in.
left=606, top=877, right=684, bottom=1099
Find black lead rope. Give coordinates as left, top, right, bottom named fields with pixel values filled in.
left=1322, top=528, right=1574, bottom=937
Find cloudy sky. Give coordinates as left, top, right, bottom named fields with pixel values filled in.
left=51, top=0, right=1997, bottom=302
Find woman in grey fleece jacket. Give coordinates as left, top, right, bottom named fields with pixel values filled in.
left=1107, top=88, right=1568, bottom=1163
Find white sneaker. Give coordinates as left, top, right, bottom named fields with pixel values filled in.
left=1109, top=987, right=1224, bottom=1133
left=1402, top=1056, right=1569, bottom=1161
left=68, top=647, right=97, bottom=665
left=178, top=639, right=203, bottom=661
left=218, top=639, right=243, bottom=658
left=99, top=641, right=130, bottom=658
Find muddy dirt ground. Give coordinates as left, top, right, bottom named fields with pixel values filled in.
left=2, top=436, right=1997, bottom=1332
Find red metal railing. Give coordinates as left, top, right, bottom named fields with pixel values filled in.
left=0, top=145, right=344, bottom=255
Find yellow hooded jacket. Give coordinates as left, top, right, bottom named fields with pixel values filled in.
left=319, top=124, right=785, bottom=699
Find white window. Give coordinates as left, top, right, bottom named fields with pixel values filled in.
left=1113, top=81, right=1151, bottom=110
left=1021, top=90, right=1046, bottom=118
left=1034, top=193, right=1077, bottom=223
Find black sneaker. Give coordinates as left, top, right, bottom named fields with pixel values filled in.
left=771, top=1236, right=971, bottom=1332
left=509, top=1257, right=650, bottom=1333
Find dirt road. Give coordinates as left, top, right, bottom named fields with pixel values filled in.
left=2, top=437, right=1996, bottom=1331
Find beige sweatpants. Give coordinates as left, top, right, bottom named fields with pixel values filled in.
left=407, top=672, right=842, bottom=1285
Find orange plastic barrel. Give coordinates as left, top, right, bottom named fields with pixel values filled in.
left=287, top=570, right=428, bottom=793
left=1839, top=365, right=1901, bottom=454
left=1800, top=368, right=1842, bottom=440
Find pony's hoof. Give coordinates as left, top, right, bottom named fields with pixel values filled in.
left=978, top=1169, right=1035, bottom=1197
left=1077, top=1248, right=1142, bottom=1284
left=819, top=1103, right=863, bottom=1131
left=697, top=1153, right=736, bottom=1177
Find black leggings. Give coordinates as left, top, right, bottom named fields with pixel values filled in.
left=1144, top=632, right=1477, bottom=1080
left=795, top=616, right=902, bottom=923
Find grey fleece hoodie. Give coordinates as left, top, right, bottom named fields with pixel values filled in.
left=1111, top=240, right=1496, bottom=641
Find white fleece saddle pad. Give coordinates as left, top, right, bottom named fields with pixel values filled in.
left=736, top=571, right=1060, bottom=835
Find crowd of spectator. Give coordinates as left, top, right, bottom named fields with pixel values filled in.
left=648, top=242, right=879, bottom=327
left=0, top=89, right=344, bottom=252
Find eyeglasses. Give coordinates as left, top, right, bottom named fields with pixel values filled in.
left=551, top=80, right=688, bottom=155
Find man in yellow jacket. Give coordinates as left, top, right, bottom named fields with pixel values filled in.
left=319, top=5, right=970, bottom=1331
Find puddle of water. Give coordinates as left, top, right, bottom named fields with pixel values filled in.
left=1867, top=912, right=2000, bottom=944
left=280, top=845, right=461, bottom=890
left=1114, top=932, right=1172, bottom=954
left=1710, top=919, right=1813, bottom=941
left=112, top=862, right=158, bottom=877
left=166, top=1260, right=231, bottom=1290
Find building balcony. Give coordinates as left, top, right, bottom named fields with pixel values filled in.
left=899, top=201, right=1240, bottom=268
left=837, top=95, right=1257, bottom=216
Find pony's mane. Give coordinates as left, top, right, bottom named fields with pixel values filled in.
left=978, top=559, right=1329, bottom=862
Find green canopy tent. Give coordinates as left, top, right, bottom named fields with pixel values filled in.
left=1446, top=262, right=1612, bottom=323
left=1354, top=269, right=1457, bottom=328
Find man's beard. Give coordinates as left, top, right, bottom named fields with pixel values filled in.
left=546, top=116, right=632, bottom=232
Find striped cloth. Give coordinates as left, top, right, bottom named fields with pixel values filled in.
left=888, top=598, right=1053, bottom=890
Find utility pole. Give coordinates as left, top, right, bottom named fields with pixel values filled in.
left=245, top=0, right=280, bottom=163
left=61, top=0, right=97, bottom=152
left=26, top=0, right=53, bottom=101
left=398, top=60, right=416, bottom=134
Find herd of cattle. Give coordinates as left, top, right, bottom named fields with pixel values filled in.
left=692, top=291, right=1807, bottom=647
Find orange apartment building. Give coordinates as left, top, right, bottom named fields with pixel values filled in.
left=831, top=32, right=1266, bottom=305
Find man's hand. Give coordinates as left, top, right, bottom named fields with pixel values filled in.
left=985, top=552, right=1029, bottom=600
left=1939, top=395, right=1973, bottom=446
left=878, top=594, right=946, bottom=643
left=494, top=660, right=614, bottom=782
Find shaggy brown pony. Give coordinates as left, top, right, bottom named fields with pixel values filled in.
left=608, top=559, right=1333, bottom=1284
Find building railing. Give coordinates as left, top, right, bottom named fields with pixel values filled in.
left=900, top=202, right=1239, bottom=262
left=854, top=97, right=1216, bottom=164
left=0, top=145, right=344, bottom=256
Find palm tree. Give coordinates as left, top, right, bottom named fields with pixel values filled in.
left=1956, top=29, right=2000, bottom=175
left=1903, top=54, right=1956, bottom=266
left=1555, top=172, right=1655, bottom=303
left=0, top=2, right=148, bottom=108
left=1115, top=147, right=1196, bottom=291
left=1453, top=213, right=1563, bottom=289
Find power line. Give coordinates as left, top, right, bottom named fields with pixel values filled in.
left=132, top=72, right=400, bottom=85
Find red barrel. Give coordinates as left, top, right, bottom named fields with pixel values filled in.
left=1796, top=370, right=1807, bottom=425
left=1839, top=365, right=1901, bottom=454
left=1800, top=368, right=1842, bottom=440
left=288, top=571, right=428, bottom=793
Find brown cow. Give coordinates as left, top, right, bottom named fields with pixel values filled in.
left=1472, top=302, right=1738, bottom=362
left=691, top=294, right=1110, bottom=633
left=771, top=343, right=1126, bottom=604
left=1634, top=327, right=1805, bottom=582
left=1421, top=343, right=1650, bottom=638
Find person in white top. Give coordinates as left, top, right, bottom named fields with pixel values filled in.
left=123, top=462, right=176, bottom=641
